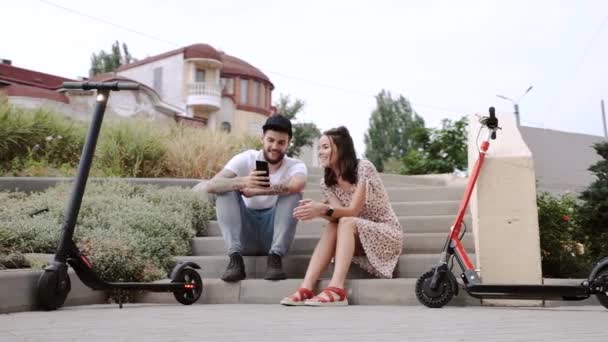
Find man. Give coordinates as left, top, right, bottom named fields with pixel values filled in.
left=206, top=114, right=307, bottom=282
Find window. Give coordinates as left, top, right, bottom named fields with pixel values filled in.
left=239, top=79, right=248, bottom=104
left=221, top=77, right=234, bottom=95
left=252, top=81, right=259, bottom=106
left=195, top=69, right=206, bottom=83
left=220, top=122, right=231, bottom=133
left=260, top=85, right=266, bottom=108
left=153, top=67, right=163, bottom=94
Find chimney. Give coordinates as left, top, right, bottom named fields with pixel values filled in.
left=1, top=59, right=12, bottom=65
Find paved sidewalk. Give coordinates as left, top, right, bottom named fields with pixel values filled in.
left=0, top=304, right=606, bottom=342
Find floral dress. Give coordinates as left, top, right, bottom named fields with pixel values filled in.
left=320, top=159, right=404, bottom=278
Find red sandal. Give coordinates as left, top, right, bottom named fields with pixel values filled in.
left=305, top=287, right=348, bottom=306
left=280, top=288, right=315, bottom=306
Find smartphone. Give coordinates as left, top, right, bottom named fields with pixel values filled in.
left=255, top=160, right=270, bottom=187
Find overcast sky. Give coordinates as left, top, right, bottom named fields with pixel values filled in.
left=4, top=0, right=608, bottom=155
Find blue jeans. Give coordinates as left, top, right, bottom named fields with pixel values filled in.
left=215, top=191, right=302, bottom=256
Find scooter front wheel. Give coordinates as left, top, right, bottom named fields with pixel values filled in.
left=594, top=267, right=608, bottom=309
left=37, top=264, right=71, bottom=310
left=172, top=267, right=203, bottom=305
left=415, top=269, right=455, bottom=308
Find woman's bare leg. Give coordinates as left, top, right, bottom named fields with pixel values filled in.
left=328, top=217, right=357, bottom=290
left=284, top=222, right=338, bottom=301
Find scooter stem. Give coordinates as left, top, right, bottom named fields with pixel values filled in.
left=55, top=90, right=110, bottom=262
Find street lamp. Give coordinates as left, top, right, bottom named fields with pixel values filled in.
left=496, top=85, right=533, bottom=126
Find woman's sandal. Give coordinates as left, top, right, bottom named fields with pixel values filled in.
left=280, top=288, right=315, bottom=306
left=305, top=286, right=348, bottom=306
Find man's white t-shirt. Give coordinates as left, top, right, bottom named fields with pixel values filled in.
left=224, top=150, right=307, bottom=209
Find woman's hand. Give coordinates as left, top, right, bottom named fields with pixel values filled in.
left=293, top=199, right=327, bottom=221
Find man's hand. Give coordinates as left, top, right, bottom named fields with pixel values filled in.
left=240, top=187, right=265, bottom=198
left=243, top=170, right=270, bottom=189
left=293, top=199, right=327, bottom=221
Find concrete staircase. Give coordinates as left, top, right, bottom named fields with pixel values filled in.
left=141, top=169, right=481, bottom=305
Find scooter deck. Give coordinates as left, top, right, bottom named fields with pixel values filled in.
left=466, top=283, right=590, bottom=300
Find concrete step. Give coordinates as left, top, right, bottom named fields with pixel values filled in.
left=306, top=169, right=455, bottom=187
left=305, top=175, right=425, bottom=188
left=137, top=278, right=481, bottom=306
left=383, top=201, right=462, bottom=216
left=303, top=185, right=465, bottom=202
left=191, top=233, right=473, bottom=256
left=174, top=253, right=467, bottom=279
left=205, top=215, right=470, bottom=236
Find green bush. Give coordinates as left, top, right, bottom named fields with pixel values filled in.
left=1, top=99, right=261, bottom=178
left=577, top=141, right=608, bottom=261
left=0, top=95, right=86, bottom=175
left=95, top=120, right=168, bottom=177
left=0, top=180, right=213, bottom=281
left=537, top=192, right=590, bottom=278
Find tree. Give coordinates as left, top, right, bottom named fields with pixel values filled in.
left=401, top=117, right=468, bottom=175
left=273, top=94, right=321, bottom=157
left=90, top=41, right=135, bottom=76
left=577, top=141, right=608, bottom=260
left=364, top=90, right=425, bottom=172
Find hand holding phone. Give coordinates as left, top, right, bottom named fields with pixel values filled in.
left=255, top=160, right=271, bottom=188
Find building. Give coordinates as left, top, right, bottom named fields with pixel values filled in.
left=0, top=43, right=275, bottom=135
left=115, top=43, right=275, bottom=135
left=520, top=126, right=605, bottom=195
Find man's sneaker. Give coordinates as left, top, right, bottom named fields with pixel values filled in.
left=220, top=252, right=246, bottom=282
left=264, top=253, right=287, bottom=280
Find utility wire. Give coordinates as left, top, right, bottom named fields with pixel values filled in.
left=37, top=0, right=478, bottom=115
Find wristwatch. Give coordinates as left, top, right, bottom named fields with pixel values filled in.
left=325, top=206, right=334, bottom=217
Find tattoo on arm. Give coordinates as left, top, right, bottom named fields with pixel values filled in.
left=206, top=169, right=243, bottom=194
left=269, top=181, right=290, bottom=194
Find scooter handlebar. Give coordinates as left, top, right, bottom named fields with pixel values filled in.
left=480, top=106, right=500, bottom=140
left=62, top=81, right=140, bottom=91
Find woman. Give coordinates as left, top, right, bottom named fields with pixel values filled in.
left=281, top=126, right=403, bottom=306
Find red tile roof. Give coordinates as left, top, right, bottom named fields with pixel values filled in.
left=0, top=83, right=69, bottom=103
left=0, top=63, right=74, bottom=90
left=220, top=53, right=271, bottom=86
left=115, top=43, right=272, bottom=86
left=116, top=44, right=221, bottom=72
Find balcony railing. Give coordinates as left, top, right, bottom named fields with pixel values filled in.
left=187, top=82, right=221, bottom=109
left=188, top=82, right=221, bottom=97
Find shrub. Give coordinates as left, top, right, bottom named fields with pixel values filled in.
left=1, top=100, right=262, bottom=178
left=0, top=180, right=213, bottom=281
left=0, top=95, right=86, bottom=175
left=94, top=119, right=168, bottom=177
left=577, top=141, right=608, bottom=261
left=537, top=192, right=590, bottom=278
left=164, top=123, right=262, bottom=179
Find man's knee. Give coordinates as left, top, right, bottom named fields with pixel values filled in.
left=276, top=192, right=303, bottom=208
left=215, top=190, right=241, bottom=206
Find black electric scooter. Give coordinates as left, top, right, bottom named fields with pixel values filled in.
left=415, top=107, right=608, bottom=309
left=36, top=81, right=203, bottom=310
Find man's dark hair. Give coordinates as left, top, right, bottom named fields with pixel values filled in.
left=262, top=114, right=293, bottom=139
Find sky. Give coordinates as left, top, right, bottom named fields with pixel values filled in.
left=3, top=0, right=608, bottom=155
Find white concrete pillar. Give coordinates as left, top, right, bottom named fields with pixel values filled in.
left=467, top=111, right=542, bottom=306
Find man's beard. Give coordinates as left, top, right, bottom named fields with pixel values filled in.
left=264, top=149, right=285, bottom=165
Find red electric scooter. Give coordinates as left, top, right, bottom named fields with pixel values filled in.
left=415, top=107, right=608, bottom=309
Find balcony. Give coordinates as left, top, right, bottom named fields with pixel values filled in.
left=186, top=82, right=221, bottom=110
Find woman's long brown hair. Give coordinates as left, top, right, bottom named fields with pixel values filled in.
left=323, top=126, right=359, bottom=187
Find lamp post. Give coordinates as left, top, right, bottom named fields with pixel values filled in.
left=497, top=85, right=533, bottom=126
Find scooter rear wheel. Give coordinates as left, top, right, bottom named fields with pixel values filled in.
left=37, top=267, right=71, bottom=310
left=594, top=268, right=608, bottom=309
left=415, top=269, right=455, bottom=308
left=172, top=267, right=203, bottom=305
